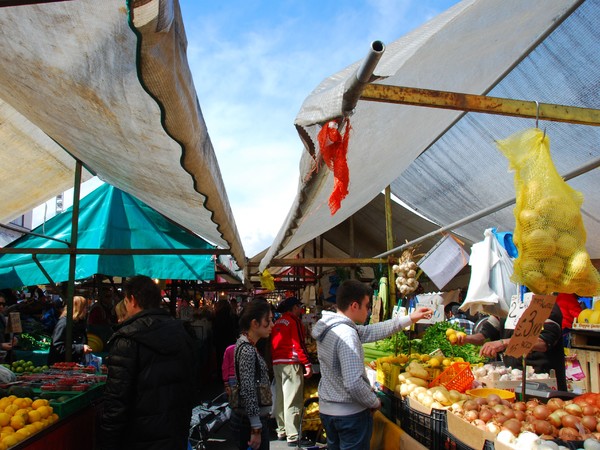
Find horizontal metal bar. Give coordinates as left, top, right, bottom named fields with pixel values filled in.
left=0, top=223, right=70, bottom=245
left=361, top=84, right=600, bottom=126
left=249, top=257, right=386, bottom=268
left=0, top=248, right=229, bottom=255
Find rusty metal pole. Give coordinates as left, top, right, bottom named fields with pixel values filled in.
left=384, top=186, right=396, bottom=319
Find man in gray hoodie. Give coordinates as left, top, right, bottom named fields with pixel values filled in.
left=311, top=279, right=432, bottom=450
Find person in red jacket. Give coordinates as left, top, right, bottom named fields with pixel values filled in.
left=271, top=297, right=313, bottom=446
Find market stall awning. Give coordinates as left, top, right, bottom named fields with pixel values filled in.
left=0, top=183, right=217, bottom=288
left=0, top=0, right=246, bottom=269
left=260, top=0, right=597, bottom=272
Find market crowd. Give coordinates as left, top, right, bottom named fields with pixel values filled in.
left=0, top=279, right=585, bottom=450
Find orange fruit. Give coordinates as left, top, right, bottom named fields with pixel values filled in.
left=0, top=427, right=13, bottom=434
left=3, top=405, right=17, bottom=417
left=14, top=409, right=30, bottom=421
left=1, top=435, right=18, bottom=448
left=31, top=399, right=48, bottom=410
left=0, top=414, right=8, bottom=428
left=37, top=406, right=51, bottom=420
left=9, top=415, right=25, bottom=431
left=27, top=410, right=41, bottom=424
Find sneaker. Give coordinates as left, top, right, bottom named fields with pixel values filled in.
left=287, top=438, right=313, bottom=447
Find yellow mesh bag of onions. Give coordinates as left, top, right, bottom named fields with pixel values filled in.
left=497, top=128, right=600, bottom=296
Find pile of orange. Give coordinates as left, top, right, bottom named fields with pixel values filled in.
left=0, top=396, right=57, bottom=449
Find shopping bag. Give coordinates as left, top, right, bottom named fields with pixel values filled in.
left=497, top=128, right=600, bottom=296
left=461, top=228, right=516, bottom=318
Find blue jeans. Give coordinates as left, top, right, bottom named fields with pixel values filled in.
left=320, top=409, right=373, bottom=450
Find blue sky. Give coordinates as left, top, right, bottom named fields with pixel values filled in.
left=178, top=0, right=460, bottom=257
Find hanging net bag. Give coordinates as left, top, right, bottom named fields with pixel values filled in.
left=496, top=128, right=600, bottom=296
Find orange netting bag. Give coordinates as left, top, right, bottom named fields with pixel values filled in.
left=496, top=128, right=600, bottom=296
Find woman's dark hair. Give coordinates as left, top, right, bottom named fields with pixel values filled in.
left=238, top=299, right=272, bottom=332
left=336, top=279, right=372, bottom=311
left=124, top=275, right=162, bottom=310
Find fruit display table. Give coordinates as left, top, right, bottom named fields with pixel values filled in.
left=12, top=401, right=101, bottom=450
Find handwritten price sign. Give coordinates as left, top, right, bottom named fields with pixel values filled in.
left=505, top=294, right=555, bottom=358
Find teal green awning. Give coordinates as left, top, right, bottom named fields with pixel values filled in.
left=0, top=183, right=216, bottom=288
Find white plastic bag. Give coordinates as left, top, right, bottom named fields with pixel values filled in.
left=0, top=365, right=16, bottom=384
left=461, top=228, right=517, bottom=318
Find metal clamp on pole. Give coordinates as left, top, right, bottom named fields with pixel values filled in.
left=341, top=40, right=385, bottom=116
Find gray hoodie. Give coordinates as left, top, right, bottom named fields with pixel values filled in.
left=311, top=311, right=412, bottom=416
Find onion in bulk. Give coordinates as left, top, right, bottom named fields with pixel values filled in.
left=547, top=398, right=565, bottom=411
left=561, top=413, right=581, bottom=429
left=495, top=414, right=509, bottom=425
left=548, top=411, right=564, bottom=428
left=479, top=408, right=493, bottom=423
left=559, top=426, right=581, bottom=441
left=526, top=400, right=539, bottom=410
left=534, top=419, right=554, bottom=436
left=533, top=404, right=551, bottom=420
left=487, top=394, right=501, bottom=406
left=514, top=402, right=527, bottom=412
left=514, top=410, right=526, bottom=422
left=463, top=400, right=479, bottom=411
left=475, top=397, right=488, bottom=407
left=565, top=403, right=583, bottom=417
left=583, top=405, right=598, bottom=416
left=503, top=418, right=522, bottom=437
left=464, top=410, right=479, bottom=422
left=503, top=409, right=516, bottom=420
left=582, top=416, right=598, bottom=432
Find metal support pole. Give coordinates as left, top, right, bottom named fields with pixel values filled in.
left=384, top=186, right=396, bottom=319
left=342, top=41, right=385, bottom=116
left=65, top=160, right=82, bottom=362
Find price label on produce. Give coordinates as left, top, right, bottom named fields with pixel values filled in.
left=505, top=293, right=533, bottom=330
left=505, top=294, right=555, bottom=358
left=413, top=295, right=444, bottom=324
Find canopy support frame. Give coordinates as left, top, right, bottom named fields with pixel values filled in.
left=361, top=84, right=600, bottom=126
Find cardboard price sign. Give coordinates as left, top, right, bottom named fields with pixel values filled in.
left=505, top=294, right=555, bottom=358
left=6, top=312, right=22, bottom=334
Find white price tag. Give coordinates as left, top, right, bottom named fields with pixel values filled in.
left=505, top=293, right=532, bottom=330
left=414, top=297, right=444, bottom=324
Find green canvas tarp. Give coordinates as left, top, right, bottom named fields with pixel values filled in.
left=0, top=183, right=216, bottom=288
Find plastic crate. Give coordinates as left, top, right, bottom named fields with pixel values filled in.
left=43, top=391, right=88, bottom=418
left=397, top=397, right=445, bottom=449
left=376, top=390, right=393, bottom=419
left=441, top=427, right=494, bottom=450
left=429, top=362, right=474, bottom=393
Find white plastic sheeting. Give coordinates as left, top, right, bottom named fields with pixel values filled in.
left=0, top=0, right=245, bottom=269
left=260, top=0, right=586, bottom=272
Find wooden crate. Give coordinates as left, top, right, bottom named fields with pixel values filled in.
left=571, top=330, right=600, bottom=350
left=574, top=349, right=600, bottom=394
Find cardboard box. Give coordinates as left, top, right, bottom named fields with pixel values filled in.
left=446, top=409, right=496, bottom=450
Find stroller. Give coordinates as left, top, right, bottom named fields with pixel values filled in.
left=188, top=392, right=232, bottom=450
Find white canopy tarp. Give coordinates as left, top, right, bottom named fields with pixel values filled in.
left=0, top=0, right=246, bottom=269
left=260, top=0, right=593, bottom=272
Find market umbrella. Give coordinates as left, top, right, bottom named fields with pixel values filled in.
left=0, top=183, right=216, bottom=289
left=259, top=0, right=598, bottom=272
